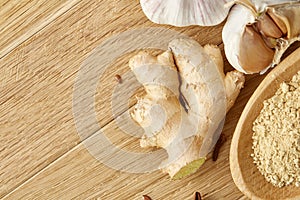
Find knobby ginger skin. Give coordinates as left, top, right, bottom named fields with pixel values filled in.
left=130, top=38, right=245, bottom=179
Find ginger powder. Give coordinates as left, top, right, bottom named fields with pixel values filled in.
left=251, top=71, right=300, bottom=188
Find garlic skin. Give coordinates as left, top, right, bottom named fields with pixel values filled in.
left=140, top=0, right=230, bottom=27
left=223, top=1, right=300, bottom=74
left=222, top=5, right=255, bottom=74
left=252, top=0, right=299, bottom=12
left=270, top=3, right=300, bottom=39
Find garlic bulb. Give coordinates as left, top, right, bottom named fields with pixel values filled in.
left=140, top=0, right=300, bottom=74
left=223, top=1, right=300, bottom=74
left=140, top=0, right=231, bottom=26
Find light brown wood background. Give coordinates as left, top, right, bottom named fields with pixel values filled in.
left=1, top=0, right=298, bottom=199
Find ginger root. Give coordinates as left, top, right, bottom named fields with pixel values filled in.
left=130, top=38, right=245, bottom=179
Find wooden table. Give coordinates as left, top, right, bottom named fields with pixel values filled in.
left=2, top=1, right=298, bottom=199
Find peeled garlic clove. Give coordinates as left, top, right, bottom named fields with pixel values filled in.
left=140, top=0, right=231, bottom=26
left=239, top=26, right=275, bottom=73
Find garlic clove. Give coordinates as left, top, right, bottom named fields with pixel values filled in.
left=251, top=0, right=299, bottom=12
left=253, top=1, right=300, bottom=36
left=267, top=2, right=300, bottom=72
left=267, top=8, right=288, bottom=35
left=222, top=5, right=255, bottom=74
left=140, top=0, right=230, bottom=27
left=223, top=1, right=300, bottom=74
left=239, top=25, right=275, bottom=73
left=256, top=13, right=283, bottom=38
left=268, top=3, right=300, bottom=39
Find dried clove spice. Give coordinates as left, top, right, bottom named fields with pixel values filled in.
left=212, top=133, right=226, bottom=161
left=143, top=194, right=152, bottom=200
left=195, top=192, right=202, bottom=200
left=115, top=74, right=122, bottom=83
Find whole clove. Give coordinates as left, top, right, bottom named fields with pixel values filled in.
left=195, top=191, right=202, bottom=200
left=212, top=133, right=226, bottom=161
left=143, top=194, right=152, bottom=200
left=115, top=74, right=122, bottom=83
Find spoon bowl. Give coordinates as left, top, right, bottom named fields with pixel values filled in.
left=230, top=47, right=300, bottom=200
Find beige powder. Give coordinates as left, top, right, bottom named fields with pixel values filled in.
left=251, top=71, right=300, bottom=188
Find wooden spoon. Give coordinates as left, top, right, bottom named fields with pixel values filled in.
left=230, top=47, right=300, bottom=200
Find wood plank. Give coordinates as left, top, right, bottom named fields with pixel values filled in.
left=4, top=86, right=253, bottom=199
left=0, top=102, right=237, bottom=199
left=231, top=47, right=300, bottom=200
left=2, top=67, right=263, bottom=199
left=0, top=0, right=225, bottom=198
left=0, top=0, right=80, bottom=58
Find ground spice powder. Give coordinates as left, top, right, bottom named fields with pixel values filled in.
left=251, top=71, right=300, bottom=188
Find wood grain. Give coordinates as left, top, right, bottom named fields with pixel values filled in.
left=3, top=108, right=250, bottom=200
left=0, top=0, right=80, bottom=58
left=231, top=47, right=300, bottom=200
left=0, top=0, right=244, bottom=199
left=5, top=0, right=298, bottom=199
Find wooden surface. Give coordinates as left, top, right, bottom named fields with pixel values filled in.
left=0, top=1, right=297, bottom=199
left=231, top=47, right=300, bottom=200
